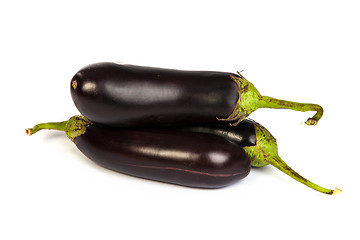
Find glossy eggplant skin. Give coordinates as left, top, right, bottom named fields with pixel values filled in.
left=180, top=118, right=257, bottom=147
left=74, top=125, right=250, bottom=188
left=71, top=62, right=239, bottom=127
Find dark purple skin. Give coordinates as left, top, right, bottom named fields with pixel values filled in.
left=70, top=62, right=239, bottom=127
left=74, top=124, right=251, bottom=188
left=178, top=118, right=257, bottom=147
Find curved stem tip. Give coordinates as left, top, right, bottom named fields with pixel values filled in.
left=257, top=96, right=323, bottom=126
left=270, top=156, right=341, bottom=195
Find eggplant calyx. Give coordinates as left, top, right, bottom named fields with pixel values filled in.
left=243, top=122, right=275, bottom=168
left=65, top=115, right=92, bottom=142
left=217, top=74, right=260, bottom=125
left=217, top=72, right=323, bottom=126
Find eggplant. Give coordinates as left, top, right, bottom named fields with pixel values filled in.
left=26, top=116, right=250, bottom=188
left=178, top=119, right=341, bottom=195
left=70, top=62, right=323, bottom=127
left=26, top=117, right=341, bottom=194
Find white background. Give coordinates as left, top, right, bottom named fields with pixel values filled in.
left=1, top=0, right=359, bottom=239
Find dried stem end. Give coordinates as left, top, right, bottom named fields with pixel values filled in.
left=331, top=188, right=342, bottom=195
left=25, top=128, right=33, bottom=136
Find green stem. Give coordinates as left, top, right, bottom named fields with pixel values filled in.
left=258, top=96, right=323, bottom=125
left=26, top=115, right=92, bottom=142
left=269, top=155, right=341, bottom=195
left=26, top=121, right=68, bottom=135
left=243, top=122, right=341, bottom=195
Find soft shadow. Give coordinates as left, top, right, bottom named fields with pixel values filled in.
left=251, top=165, right=274, bottom=175
left=251, top=165, right=299, bottom=187
left=42, top=131, right=67, bottom=141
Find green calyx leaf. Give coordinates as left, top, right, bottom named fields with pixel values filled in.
left=217, top=74, right=261, bottom=126
left=243, top=123, right=277, bottom=167
left=65, top=115, right=92, bottom=142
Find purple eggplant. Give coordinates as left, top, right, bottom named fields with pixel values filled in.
left=26, top=116, right=250, bottom=188
left=70, top=62, right=323, bottom=127
left=26, top=117, right=341, bottom=194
